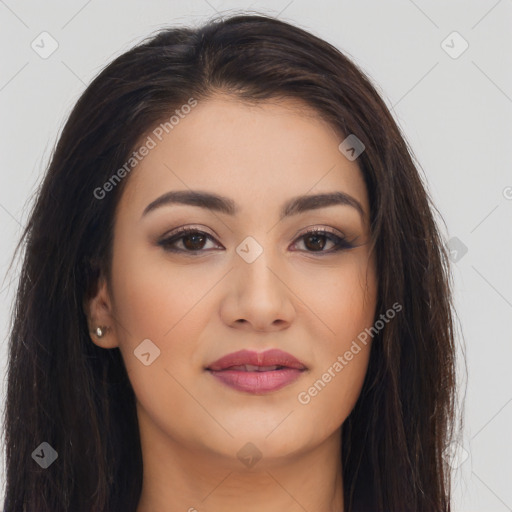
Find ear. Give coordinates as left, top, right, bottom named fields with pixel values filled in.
left=83, top=276, right=120, bottom=349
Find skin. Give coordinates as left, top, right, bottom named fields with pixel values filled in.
left=86, top=94, right=378, bottom=512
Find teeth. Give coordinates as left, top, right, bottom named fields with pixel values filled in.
left=229, top=364, right=281, bottom=372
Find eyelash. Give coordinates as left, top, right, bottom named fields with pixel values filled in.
left=157, top=226, right=355, bottom=255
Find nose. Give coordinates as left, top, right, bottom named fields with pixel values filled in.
left=219, top=247, right=295, bottom=333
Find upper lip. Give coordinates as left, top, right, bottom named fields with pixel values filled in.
left=206, top=349, right=307, bottom=371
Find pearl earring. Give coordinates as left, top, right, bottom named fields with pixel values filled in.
left=94, top=326, right=108, bottom=338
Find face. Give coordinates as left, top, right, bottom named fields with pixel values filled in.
left=88, top=95, right=378, bottom=468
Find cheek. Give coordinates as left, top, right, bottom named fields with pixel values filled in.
left=296, top=346, right=371, bottom=439
left=109, top=244, right=214, bottom=426
left=108, top=244, right=221, bottom=402
left=110, top=232, right=220, bottom=341
left=293, top=256, right=376, bottom=430
left=294, top=253, right=377, bottom=340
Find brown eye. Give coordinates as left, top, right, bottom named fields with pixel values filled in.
left=303, top=232, right=328, bottom=251
left=181, top=232, right=207, bottom=251
left=291, top=229, right=354, bottom=254
left=158, top=228, right=221, bottom=253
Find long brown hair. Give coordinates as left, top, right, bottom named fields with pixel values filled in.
left=2, top=12, right=462, bottom=511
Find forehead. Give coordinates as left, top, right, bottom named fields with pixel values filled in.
left=118, top=95, right=369, bottom=221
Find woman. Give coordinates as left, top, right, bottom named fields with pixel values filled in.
left=2, top=12, right=461, bottom=511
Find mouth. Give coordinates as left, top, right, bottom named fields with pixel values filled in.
left=206, top=349, right=307, bottom=394
left=223, top=364, right=289, bottom=372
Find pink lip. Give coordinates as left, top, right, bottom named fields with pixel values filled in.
left=206, top=349, right=307, bottom=394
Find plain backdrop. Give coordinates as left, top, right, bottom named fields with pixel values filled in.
left=1, top=1, right=511, bottom=510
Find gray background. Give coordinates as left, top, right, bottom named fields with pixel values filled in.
left=1, top=0, right=511, bottom=510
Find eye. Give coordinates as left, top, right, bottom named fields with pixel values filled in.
left=290, top=228, right=354, bottom=253
left=157, top=227, right=222, bottom=254
left=157, top=226, right=355, bottom=255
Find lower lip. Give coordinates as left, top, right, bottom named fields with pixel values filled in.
left=207, top=368, right=304, bottom=393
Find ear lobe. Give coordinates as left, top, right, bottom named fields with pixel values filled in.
left=84, top=277, right=119, bottom=349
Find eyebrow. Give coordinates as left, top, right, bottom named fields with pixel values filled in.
left=141, top=190, right=365, bottom=221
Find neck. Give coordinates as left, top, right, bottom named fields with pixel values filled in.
left=135, top=408, right=344, bottom=512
